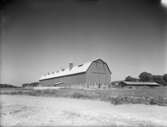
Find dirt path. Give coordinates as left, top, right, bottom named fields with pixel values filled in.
left=1, top=95, right=167, bottom=126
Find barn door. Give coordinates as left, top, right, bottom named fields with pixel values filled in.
left=98, top=80, right=101, bottom=88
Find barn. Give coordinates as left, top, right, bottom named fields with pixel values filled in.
left=39, top=59, right=111, bottom=88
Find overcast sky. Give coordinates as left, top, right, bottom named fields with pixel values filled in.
left=1, top=0, right=167, bottom=85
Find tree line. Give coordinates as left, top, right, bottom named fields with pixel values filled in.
left=0, top=84, right=20, bottom=88
left=125, top=72, right=167, bottom=86
left=22, top=82, right=39, bottom=88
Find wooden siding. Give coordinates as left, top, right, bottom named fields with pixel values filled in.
left=86, top=59, right=111, bottom=88
left=40, top=73, right=86, bottom=88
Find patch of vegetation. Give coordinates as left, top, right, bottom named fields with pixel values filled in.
left=22, top=82, right=39, bottom=88
left=1, top=87, right=167, bottom=106
left=107, top=96, right=167, bottom=106
left=71, top=92, right=90, bottom=98
left=0, top=84, right=19, bottom=88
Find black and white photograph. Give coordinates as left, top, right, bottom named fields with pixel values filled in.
left=1, top=0, right=167, bottom=126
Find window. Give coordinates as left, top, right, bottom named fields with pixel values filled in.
left=78, top=64, right=83, bottom=67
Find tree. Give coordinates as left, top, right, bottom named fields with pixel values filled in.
left=22, top=82, right=39, bottom=88
left=152, top=75, right=167, bottom=86
left=153, top=75, right=163, bottom=84
left=125, top=76, right=138, bottom=82
left=22, top=83, right=30, bottom=88
left=162, top=74, right=167, bottom=86
left=139, top=72, right=153, bottom=82
left=0, top=84, right=18, bottom=88
left=163, top=74, right=167, bottom=82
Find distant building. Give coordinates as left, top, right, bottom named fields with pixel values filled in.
left=119, top=81, right=160, bottom=88
left=39, top=59, right=111, bottom=88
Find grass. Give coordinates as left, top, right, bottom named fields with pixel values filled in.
left=1, top=87, right=167, bottom=106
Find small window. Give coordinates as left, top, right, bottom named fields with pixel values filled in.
left=78, top=64, right=83, bottom=67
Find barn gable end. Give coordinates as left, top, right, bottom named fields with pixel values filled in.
left=86, top=59, right=111, bottom=88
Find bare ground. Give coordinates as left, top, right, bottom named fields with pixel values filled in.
left=0, top=95, right=167, bottom=127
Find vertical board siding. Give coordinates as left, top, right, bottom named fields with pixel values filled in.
left=40, top=73, right=86, bottom=88
left=86, top=60, right=111, bottom=88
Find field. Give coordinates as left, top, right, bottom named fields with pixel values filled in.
left=1, top=87, right=167, bottom=105
left=1, top=87, right=167, bottom=97
left=1, top=94, right=167, bottom=126
left=1, top=87, right=167, bottom=126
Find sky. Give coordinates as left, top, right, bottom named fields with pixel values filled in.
left=1, top=0, right=167, bottom=86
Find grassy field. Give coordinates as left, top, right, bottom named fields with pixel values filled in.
left=1, top=87, right=167, bottom=106
left=1, top=95, right=167, bottom=127
left=1, top=87, right=167, bottom=126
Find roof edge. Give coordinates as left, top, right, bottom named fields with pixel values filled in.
left=39, top=72, right=86, bottom=81
left=86, top=58, right=112, bottom=74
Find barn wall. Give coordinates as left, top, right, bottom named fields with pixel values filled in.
left=86, top=60, right=111, bottom=88
left=39, top=73, right=86, bottom=88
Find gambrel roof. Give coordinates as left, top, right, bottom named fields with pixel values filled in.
left=39, top=59, right=111, bottom=81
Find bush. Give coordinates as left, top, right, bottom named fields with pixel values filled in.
left=108, top=96, right=167, bottom=106
left=72, top=92, right=89, bottom=98
left=125, top=76, right=139, bottom=82
left=22, top=82, right=39, bottom=88
left=109, top=97, right=122, bottom=105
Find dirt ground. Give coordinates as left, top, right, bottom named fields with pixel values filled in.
left=1, top=95, right=167, bottom=127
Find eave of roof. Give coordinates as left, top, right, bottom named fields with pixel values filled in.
left=39, top=72, right=86, bottom=81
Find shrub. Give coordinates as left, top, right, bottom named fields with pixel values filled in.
left=125, top=76, right=139, bottom=82
left=72, top=92, right=88, bottom=98
left=108, top=96, right=167, bottom=106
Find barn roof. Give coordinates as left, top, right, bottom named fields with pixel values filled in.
left=39, top=60, right=93, bottom=81
left=40, top=59, right=111, bottom=81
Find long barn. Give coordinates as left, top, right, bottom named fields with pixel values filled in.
left=39, top=59, right=111, bottom=88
